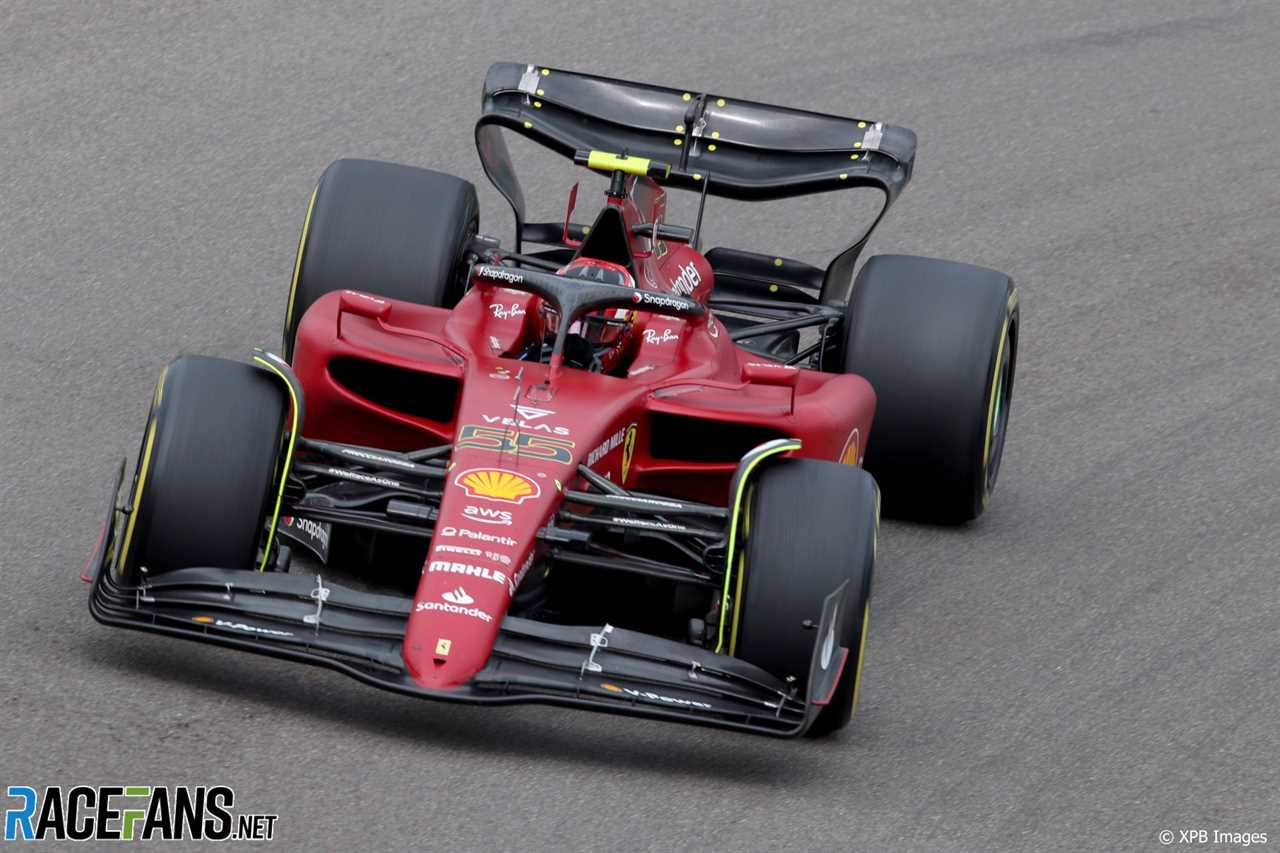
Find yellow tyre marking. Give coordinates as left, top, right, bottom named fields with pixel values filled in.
left=727, top=485, right=752, bottom=656
left=283, top=185, right=319, bottom=346
left=981, top=288, right=1019, bottom=484
left=251, top=355, right=300, bottom=571
left=849, top=601, right=871, bottom=719
left=873, top=486, right=881, bottom=562
left=118, top=418, right=157, bottom=577
left=151, top=364, right=167, bottom=409
left=851, top=489, right=880, bottom=718
left=717, top=438, right=801, bottom=654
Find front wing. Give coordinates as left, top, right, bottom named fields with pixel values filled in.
left=86, top=462, right=846, bottom=737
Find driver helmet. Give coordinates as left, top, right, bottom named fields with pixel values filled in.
left=541, top=258, right=637, bottom=372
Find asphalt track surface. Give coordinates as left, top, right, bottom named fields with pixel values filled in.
left=3, top=2, right=1279, bottom=850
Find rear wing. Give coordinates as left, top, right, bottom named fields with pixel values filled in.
left=475, top=62, right=918, bottom=303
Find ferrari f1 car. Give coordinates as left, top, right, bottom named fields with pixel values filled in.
left=86, top=63, right=1019, bottom=737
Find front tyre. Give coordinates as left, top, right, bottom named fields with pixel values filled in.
left=842, top=254, right=1019, bottom=523
left=731, top=459, right=878, bottom=737
left=117, top=356, right=288, bottom=583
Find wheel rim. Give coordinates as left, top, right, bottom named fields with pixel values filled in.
left=984, top=323, right=1014, bottom=495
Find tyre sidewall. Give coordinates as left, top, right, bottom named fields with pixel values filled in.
left=123, top=356, right=287, bottom=580
left=283, top=158, right=480, bottom=359
left=844, top=254, right=1017, bottom=522
left=734, top=460, right=877, bottom=715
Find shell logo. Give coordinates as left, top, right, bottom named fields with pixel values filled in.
left=454, top=468, right=541, bottom=505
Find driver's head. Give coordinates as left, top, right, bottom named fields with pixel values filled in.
left=541, top=259, right=637, bottom=373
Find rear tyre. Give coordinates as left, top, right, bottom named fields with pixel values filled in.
left=732, top=459, right=878, bottom=737
left=842, top=254, right=1018, bottom=523
left=282, top=158, right=480, bottom=360
left=117, top=356, right=288, bottom=583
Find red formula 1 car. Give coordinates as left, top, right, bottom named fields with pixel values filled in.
left=86, top=63, right=1019, bottom=737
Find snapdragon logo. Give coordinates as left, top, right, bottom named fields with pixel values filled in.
left=4, top=785, right=277, bottom=842
left=477, top=266, right=524, bottom=285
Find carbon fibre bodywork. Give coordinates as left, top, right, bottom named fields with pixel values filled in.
left=476, top=61, right=916, bottom=303
left=86, top=460, right=845, bottom=736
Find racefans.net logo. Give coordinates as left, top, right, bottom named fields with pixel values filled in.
left=4, top=784, right=278, bottom=843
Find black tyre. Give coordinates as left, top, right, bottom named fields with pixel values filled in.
left=842, top=254, right=1019, bottom=523
left=118, top=356, right=288, bottom=583
left=282, top=158, right=480, bottom=360
left=732, top=459, right=878, bottom=737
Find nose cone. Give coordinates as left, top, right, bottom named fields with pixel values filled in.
left=398, top=354, right=645, bottom=691
left=403, top=562, right=514, bottom=688
left=402, top=459, right=549, bottom=689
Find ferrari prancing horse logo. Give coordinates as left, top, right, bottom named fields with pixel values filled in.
left=621, top=425, right=637, bottom=484
left=454, top=468, right=541, bottom=504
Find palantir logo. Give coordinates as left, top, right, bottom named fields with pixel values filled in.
left=4, top=785, right=278, bottom=842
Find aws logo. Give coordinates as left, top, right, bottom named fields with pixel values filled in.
left=454, top=468, right=541, bottom=505
left=463, top=505, right=513, bottom=526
